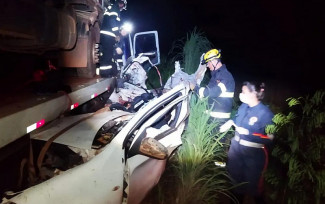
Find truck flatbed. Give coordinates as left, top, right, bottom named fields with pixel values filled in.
left=0, top=76, right=116, bottom=149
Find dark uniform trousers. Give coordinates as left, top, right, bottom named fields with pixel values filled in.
left=227, top=103, right=274, bottom=203
left=99, top=34, right=118, bottom=78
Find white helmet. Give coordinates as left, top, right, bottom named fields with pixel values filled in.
left=117, top=0, right=127, bottom=10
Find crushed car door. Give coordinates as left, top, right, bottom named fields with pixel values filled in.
left=124, top=83, right=190, bottom=171
left=119, top=83, right=190, bottom=204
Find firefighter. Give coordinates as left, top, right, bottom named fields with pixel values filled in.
left=220, top=81, right=274, bottom=203
left=114, top=27, right=128, bottom=70
left=192, top=49, right=235, bottom=131
left=98, top=0, right=127, bottom=77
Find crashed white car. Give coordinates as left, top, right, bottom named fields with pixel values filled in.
left=2, top=83, right=191, bottom=204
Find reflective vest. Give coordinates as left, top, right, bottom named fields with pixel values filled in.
left=100, top=4, right=121, bottom=38
left=196, top=64, right=235, bottom=119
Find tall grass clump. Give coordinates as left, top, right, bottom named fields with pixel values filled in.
left=170, top=28, right=213, bottom=75
left=171, top=95, right=233, bottom=204
left=264, top=90, right=325, bottom=204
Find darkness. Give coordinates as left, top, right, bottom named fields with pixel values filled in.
left=122, top=0, right=325, bottom=94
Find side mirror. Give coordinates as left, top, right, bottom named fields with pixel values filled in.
left=139, top=138, right=168, bottom=160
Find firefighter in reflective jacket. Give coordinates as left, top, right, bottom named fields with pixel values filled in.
left=194, top=49, right=235, bottom=123
left=220, top=81, right=274, bottom=203
left=97, top=0, right=127, bottom=77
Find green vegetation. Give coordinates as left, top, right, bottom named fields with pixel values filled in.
left=265, top=90, right=325, bottom=204
left=143, top=29, right=235, bottom=204
left=171, top=96, right=233, bottom=204
left=142, top=96, right=234, bottom=204
left=145, top=27, right=325, bottom=204
left=169, top=27, right=213, bottom=75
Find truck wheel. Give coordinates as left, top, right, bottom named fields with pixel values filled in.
left=77, top=24, right=99, bottom=78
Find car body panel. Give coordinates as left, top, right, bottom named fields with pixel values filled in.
left=31, top=110, right=132, bottom=149
left=4, top=83, right=190, bottom=204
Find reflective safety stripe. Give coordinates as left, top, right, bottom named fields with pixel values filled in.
left=218, top=82, right=226, bottom=92
left=116, top=17, right=121, bottom=21
left=199, top=87, right=205, bottom=98
left=96, top=68, right=100, bottom=75
left=206, top=110, right=231, bottom=119
left=218, top=82, right=234, bottom=98
left=117, top=59, right=123, bottom=63
left=220, top=92, right=234, bottom=98
left=100, top=30, right=116, bottom=38
left=99, top=65, right=112, bottom=70
left=112, top=27, right=119, bottom=32
left=104, top=11, right=118, bottom=17
left=234, top=135, right=264, bottom=148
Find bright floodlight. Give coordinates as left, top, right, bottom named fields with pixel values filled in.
left=122, top=22, right=133, bottom=33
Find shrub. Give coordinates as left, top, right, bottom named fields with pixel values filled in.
left=264, top=90, right=325, bottom=204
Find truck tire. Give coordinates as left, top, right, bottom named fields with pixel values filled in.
left=77, top=23, right=99, bottom=78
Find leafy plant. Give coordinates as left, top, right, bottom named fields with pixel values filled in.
left=264, top=90, right=325, bottom=204
left=143, top=28, right=231, bottom=204
left=141, top=96, right=234, bottom=204
left=147, top=28, right=213, bottom=90
left=172, top=95, right=233, bottom=204
left=169, top=28, right=213, bottom=75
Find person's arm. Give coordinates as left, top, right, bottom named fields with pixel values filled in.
left=241, top=110, right=274, bottom=145
left=194, top=79, right=222, bottom=98
left=219, top=104, right=244, bottom=133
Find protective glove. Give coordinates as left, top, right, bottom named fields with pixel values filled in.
left=115, top=47, right=123, bottom=55
left=236, top=127, right=249, bottom=135
left=200, top=53, right=205, bottom=64
left=195, top=53, right=207, bottom=85
left=219, top=120, right=234, bottom=133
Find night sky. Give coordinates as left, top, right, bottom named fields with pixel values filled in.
left=122, top=0, right=325, bottom=94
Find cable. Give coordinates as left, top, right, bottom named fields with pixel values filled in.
left=153, top=65, right=162, bottom=87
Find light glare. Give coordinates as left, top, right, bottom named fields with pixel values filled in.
left=122, top=22, right=133, bottom=33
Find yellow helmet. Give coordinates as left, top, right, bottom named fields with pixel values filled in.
left=202, top=49, right=221, bottom=64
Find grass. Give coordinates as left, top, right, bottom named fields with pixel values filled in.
left=145, top=26, right=325, bottom=204
left=146, top=28, right=214, bottom=90
left=142, top=96, right=234, bottom=204
left=142, top=29, right=235, bottom=204
left=169, top=28, right=213, bottom=75
left=172, top=96, right=233, bottom=204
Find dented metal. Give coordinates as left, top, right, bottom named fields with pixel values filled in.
left=2, top=83, right=191, bottom=204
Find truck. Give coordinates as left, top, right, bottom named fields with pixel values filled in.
left=0, top=0, right=105, bottom=78
left=0, top=0, right=162, bottom=149
left=0, top=0, right=163, bottom=199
